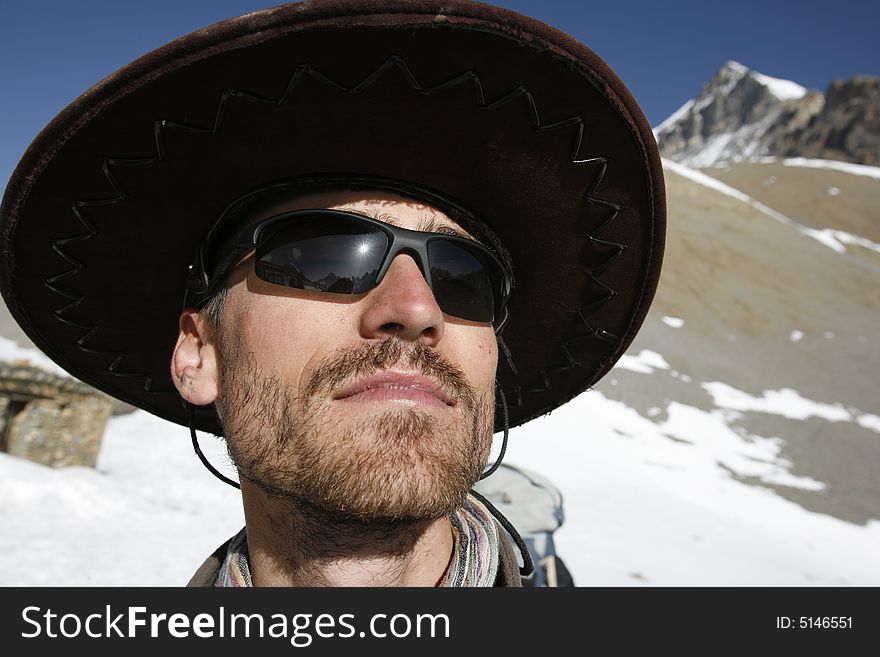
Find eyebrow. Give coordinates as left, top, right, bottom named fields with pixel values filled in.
left=343, top=207, right=474, bottom=240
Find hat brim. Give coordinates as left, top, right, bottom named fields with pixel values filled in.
left=0, top=0, right=665, bottom=434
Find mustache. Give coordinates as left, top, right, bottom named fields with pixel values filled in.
left=302, top=338, right=477, bottom=409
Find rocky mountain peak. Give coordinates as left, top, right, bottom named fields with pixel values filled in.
left=654, top=61, right=814, bottom=167
left=656, top=62, right=878, bottom=167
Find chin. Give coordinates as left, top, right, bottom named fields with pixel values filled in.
left=309, top=409, right=482, bottom=520
left=236, top=407, right=485, bottom=524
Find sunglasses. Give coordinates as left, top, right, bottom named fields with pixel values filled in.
left=191, top=209, right=512, bottom=330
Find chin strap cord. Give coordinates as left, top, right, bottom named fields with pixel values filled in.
left=470, top=488, right=534, bottom=579
left=188, top=404, right=240, bottom=490
left=479, top=385, right=509, bottom=482
left=497, top=335, right=517, bottom=375
left=473, top=384, right=534, bottom=578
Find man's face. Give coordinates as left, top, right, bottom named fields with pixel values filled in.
left=208, top=190, right=499, bottom=523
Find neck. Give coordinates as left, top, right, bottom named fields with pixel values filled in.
left=239, top=480, right=455, bottom=587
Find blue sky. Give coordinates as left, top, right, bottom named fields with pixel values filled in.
left=1, top=0, right=877, bottom=188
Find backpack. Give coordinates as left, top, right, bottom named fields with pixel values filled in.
left=473, top=462, right=574, bottom=587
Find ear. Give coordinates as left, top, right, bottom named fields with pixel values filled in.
left=171, top=308, right=220, bottom=406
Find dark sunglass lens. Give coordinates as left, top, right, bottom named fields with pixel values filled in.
left=255, top=215, right=387, bottom=294
left=428, top=240, right=497, bottom=323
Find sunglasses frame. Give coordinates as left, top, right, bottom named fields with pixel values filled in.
left=187, top=209, right=512, bottom=331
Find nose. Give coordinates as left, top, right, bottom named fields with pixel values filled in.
left=358, top=254, right=444, bottom=344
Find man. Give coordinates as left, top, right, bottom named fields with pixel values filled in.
left=179, top=185, right=519, bottom=586
left=0, top=0, right=665, bottom=586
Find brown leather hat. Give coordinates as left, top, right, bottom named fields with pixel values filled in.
left=0, top=0, right=665, bottom=435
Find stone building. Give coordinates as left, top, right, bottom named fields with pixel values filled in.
left=0, top=361, right=112, bottom=468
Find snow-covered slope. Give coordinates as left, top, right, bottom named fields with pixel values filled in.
left=1, top=338, right=878, bottom=586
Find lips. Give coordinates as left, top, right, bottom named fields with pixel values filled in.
left=332, top=371, right=454, bottom=408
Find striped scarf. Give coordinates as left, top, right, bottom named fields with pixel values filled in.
left=216, top=493, right=500, bottom=587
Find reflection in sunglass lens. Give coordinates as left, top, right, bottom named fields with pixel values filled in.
left=255, top=216, right=388, bottom=294
left=428, top=239, right=495, bottom=322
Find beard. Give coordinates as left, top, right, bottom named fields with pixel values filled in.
left=215, top=335, right=495, bottom=525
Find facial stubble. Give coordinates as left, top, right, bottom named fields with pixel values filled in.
left=216, top=335, right=495, bottom=525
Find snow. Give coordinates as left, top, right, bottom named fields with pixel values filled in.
left=799, top=228, right=880, bottom=255
left=661, top=316, right=684, bottom=329
left=663, top=158, right=752, bottom=203
left=782, top=157, right=880, bottom=180
left=689, top=133, right=737, bottom=168
left=503, top=389, right=880, bottom=586
left=0, top=336, right=69, bottom=377
left=653, top=98, right=694, bottom=135
left=0, top=411, right=244, bottom=586
left=750, top=70, right=808, bottom=101
left=802, top=230, right=846, bottom=253
left=2, top=341, right=879, bottom=586
left=858, top=415, right=880, bottom=433
left=701, top=382, right=859, bottom=424
left=660, top=401, right=825, bottom=492
left=615, top=349, right=670, bottom=374
left=654, top=62, right=748, bottom=136
left=723, top=60, right=749, bottom=76
left=671, top=106, right=782, bottom=168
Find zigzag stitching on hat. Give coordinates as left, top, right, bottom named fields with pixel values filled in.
left=44, top=184, right=163, bottom=392
left=47, top=54, right=624, bottom=404
left=579, top=161, right=625, bottom=293
left=501, top=159, right=623, bottom=408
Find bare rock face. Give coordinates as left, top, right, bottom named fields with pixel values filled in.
left=0, top=362, right=112, bottom=468
left=773, top=77, right=880, bottom=166
left=758, top=91, right=826, bottom=151
left=657, top=62, right=879, bottom=167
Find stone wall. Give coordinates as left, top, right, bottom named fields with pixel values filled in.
left=0, top=361, right=112, bottom=468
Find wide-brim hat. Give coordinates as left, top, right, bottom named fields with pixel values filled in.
left=0, top=0, right=665, bottom=435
